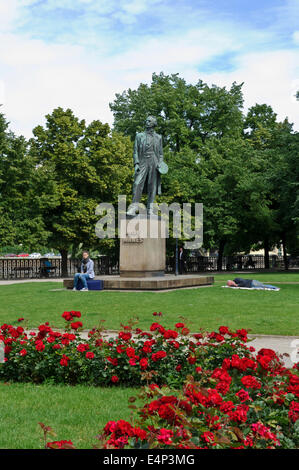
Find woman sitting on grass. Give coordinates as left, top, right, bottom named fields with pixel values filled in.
left=73, top=250, right=95, bottom=291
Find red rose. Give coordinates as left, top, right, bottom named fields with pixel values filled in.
left=201, top=431, right=215, bottom=443
left=163, top=329, right=178, bottom=340
left=288, top=401, right=299, bottom=423
left=149, top=383, right=159, bottom=390
left=18, top=318, right=24, bottom=322
left=35, top=340, right=45, bottom=352
left=157, top=428, right=173, bottom=445
left=219, top=401, right=235, bottom=414
left=20, top=349, right=27, bottom=356
left=71, top=321, right=83, bottom=330
left=111, top=375, right=119, bottom=383
left=215, top=334, right=225, bottom=342
left=241, top=375, right=262, bottom=390
left=107, top=356, right=118, bottom=366
left=236, top=329, right=248, bottom=341
left=175, top=323, right=185, bottom=329
left=118, top=331, right=132, bottom=341
left=193, top=333, right=203, bottom=340
left=151, top=351, right=167, bottom=362
left=236, top=389, right=251, bottom=402
left=60, top=354, right=70, bottom=366
left=176, top=364, right=182, bottom=372
left=219, top=326, right=229, bottom=335
left=181, top=327, right=190, bottom=336
left=86, top=351, right=94, bottom=359
left=187, top=355, right=196, bottom=365
left=77, top=343, right=89, bottom=353
left=126, top=347, right=136, bottom=358
left=139, top=358, right=148, bottom=370
left=150, top=322, right=160, bottom=331
left=62, top=312, right=73, bottom=322
left=71, top=311, right=81, bottom=318
left=222, top=358, right=231, bottom=369
left=228, top=405, right=249, bottom=423
left=129, top=358, right=136, bottom=366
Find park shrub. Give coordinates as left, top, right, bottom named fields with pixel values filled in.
left=0, top=311, right=276, bottom=387
left=1, top=311, right=298, bottom=449
left=95, top=360, right=299, bottom=449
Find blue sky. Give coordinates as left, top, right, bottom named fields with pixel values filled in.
left=0, top=0, right=298, bottom=136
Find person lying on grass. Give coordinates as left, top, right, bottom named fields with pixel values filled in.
left=227, top=278, right=279, bottom=290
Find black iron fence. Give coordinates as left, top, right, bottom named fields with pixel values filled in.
left=167, top=255, right=299, bottom=273
left=0, top=255, right=298, bottom=280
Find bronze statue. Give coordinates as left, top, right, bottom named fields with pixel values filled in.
left=127, top=116, right=168, bottom=216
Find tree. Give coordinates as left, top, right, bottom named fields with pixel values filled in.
left=268, top=127, right=299, bottom=264
left=244, top=103, right=297, bottom=268
left=110, top=72, right=244, bottom=152
left=29, top=108, right=132, bottom=275
left=0, top=109, right=49, bottom=250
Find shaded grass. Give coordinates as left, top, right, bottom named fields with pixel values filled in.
left=0, top=272, right=298, bottom=335
left=0, top=382, right=140, bottom=449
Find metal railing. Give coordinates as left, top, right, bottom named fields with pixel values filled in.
left=0, top=255, right=297, bottom=279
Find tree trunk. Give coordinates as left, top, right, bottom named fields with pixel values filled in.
left=282, top=234, right=289, bottom=271
left=217, top=239, right=225, bottom=271
left=264, top=238, right=270, bottom=269
left=60, top=249, right=68, bottom=277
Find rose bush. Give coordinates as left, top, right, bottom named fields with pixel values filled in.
left=2, top=311, right=298, bottom=449
left=0, top=312, right=269, bottom=387
left=96, top=357, right=299, bottom=449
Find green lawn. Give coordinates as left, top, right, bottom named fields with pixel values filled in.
left=0, top=272, right=298, bottom=335
left=0, top=382, right=139, bottom=449
left=0, top=272, right=298, bottom=450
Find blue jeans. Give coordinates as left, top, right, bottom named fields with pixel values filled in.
left=73, top=273, right=90, bottom=289
left=251, top=280, right=278, bottom=290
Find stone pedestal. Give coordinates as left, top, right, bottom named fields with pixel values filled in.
left=119, top=216, right=166, bottom=277
left=63, top=274, right=214, bottom=290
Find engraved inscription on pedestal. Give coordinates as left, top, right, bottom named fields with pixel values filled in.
left=120, top=217, right=166, bottom=277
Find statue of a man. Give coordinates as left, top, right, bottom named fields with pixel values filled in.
left=127, top=115, right=167, bottom=216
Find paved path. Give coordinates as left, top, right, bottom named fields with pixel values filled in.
left=247, top=334, right=298, bottom=368
left=0, top=279, right=64, bottom=285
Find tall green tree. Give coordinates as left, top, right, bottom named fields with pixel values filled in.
left=0, top=109, right=49, bottom=250
left=29, top=107, right=132, bottom=275
left=244, top=103, right=297, bottom=267
left=110, top=72, right=244, bottom=152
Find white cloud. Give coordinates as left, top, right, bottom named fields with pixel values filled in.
left=0, top=0, right=18, bottom=31
left=293, top=31, right=299, bottom=45
left=0, top=33, right=116, bottom=136
left=0, top=1, right=298, bottom=137
left=106, top=27, right=241, bottom=72
left=0, top=80, right=5, bottom=105
left=199, top=49, right=299, bottom=129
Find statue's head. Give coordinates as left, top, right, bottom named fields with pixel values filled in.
left=145, top=115, right=157, bottom=128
